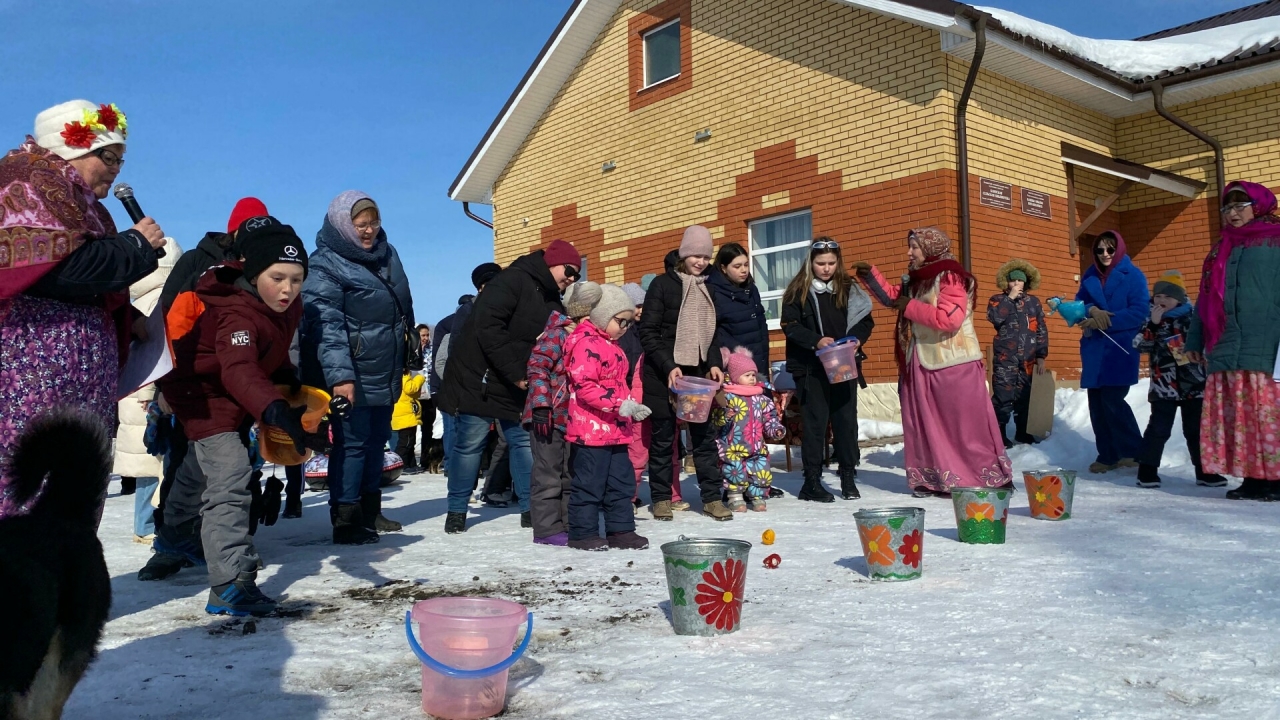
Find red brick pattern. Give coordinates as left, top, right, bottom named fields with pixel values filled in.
left=628, top=0, right=693, bottom=112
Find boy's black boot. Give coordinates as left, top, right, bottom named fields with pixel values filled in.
left=1136, top=464, right=1161, bottom=489
left=840, top=468, right=861, bottom=500
left=331, top=504, right=379, bottom=545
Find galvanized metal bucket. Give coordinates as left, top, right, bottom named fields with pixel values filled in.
left=852, top=507, right=925, bottom=581
left=950, top=487, right=1012, bottom=544
left=1022, top=470, right=1077, bottom=520
left=660, top=536, right=752, bottom=636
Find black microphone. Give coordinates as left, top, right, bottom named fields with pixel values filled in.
left=113, top=183, right=165, bottom=258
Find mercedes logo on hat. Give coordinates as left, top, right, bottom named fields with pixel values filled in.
left=283, top=245, right=299, bottom=257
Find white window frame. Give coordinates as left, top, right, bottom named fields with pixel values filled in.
left=748, top=209, right=813, bottom=330
left=641, top=18, right=681, bottom=89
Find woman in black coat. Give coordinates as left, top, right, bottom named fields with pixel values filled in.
left=780, top=238, right=874, bottom=503
left=708, top=243, right=770, bottom=374
left=639, top=227, right=728, bottom=522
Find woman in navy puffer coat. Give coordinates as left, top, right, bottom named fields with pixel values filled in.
left=708, top=243, right=770, bottom=374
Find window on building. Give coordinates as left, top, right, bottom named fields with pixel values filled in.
left=643, top=19, right=681, bottom=87
left=578, top=256, right=588, bottom=283
left=749, top=210, right=813, bottom=329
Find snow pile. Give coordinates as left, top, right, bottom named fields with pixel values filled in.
left=859, top=417, right=904, bottom=441
left=975, top=6, right=1280, bottom=80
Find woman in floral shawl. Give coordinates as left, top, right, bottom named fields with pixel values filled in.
left=0, top=100, right=166, bottom=517
left=857, top=227, right=1012, bottom=497
left=1188, top=181, right=1280, bottom=501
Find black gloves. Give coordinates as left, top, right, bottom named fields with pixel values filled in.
left=328, top=395, right=352, bottom=419
left=532, top=408, right=553, bottom=442
left=263, top=399, right=307, bottom=454
left=261, top=475, right=284, bottom=527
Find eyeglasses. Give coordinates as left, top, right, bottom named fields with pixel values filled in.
left=353, top=221, right=381, bottom=233
left=1094, top=246, right=1116, bottom=256
left=1220, top=201, right=1252, bottom=215
left=612, top=316, right=633, bottom=330
left=811, top=240, right=839, bottom=250
left=95, top=148, right=124, bottom=168
left=562, top=265, right=581, bottom=281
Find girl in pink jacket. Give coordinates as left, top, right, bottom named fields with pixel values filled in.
left=565, top=285, right=653, bottom=551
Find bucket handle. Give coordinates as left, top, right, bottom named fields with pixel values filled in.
left=404, top=611, right=534, bottom=679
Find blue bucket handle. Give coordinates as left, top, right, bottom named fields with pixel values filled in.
left=404, top=611, right=534, bottom=679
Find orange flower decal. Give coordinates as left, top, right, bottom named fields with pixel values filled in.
left=965, top=502, right=995, bottom=521
left=858, top=524, right=897, bottom=566
left=1028, top=475, right=1066, bottom=519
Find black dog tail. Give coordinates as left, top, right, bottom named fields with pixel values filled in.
left=8, top=409, right=112, bottom=521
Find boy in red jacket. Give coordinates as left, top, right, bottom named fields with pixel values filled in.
left=155, top=216, right=312, bottom=616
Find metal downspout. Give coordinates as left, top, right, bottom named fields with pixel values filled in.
left=1151, top=82, right=1225, bottom=202
left=956, top=14, right=988, bottom=272
left=463, top=201, right=494, bottom=230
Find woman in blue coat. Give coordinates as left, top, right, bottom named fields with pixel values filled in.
left=301, top=191, right=415, bottom=545
left=707, top=243, right=770, bottom=374
left=1075, top=230, right=1148, bottom=474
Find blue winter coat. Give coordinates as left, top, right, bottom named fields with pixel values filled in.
left=707, top=268, right=770, bottom=373
left=1075, top=254, right=1148, bottom=389
left=300, top=218, right=415, bottom=407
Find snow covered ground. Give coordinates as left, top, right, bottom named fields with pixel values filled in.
left=71, top=383, right=1280, bottom=719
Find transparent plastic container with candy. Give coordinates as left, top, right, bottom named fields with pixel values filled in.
left=816, top=337, right=860, bottom=384
left=672, top=376, right=720, bottom=423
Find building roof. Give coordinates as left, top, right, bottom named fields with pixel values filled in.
left=449, top=0, right=1280, bottom=204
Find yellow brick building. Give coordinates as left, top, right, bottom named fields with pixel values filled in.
left=450, top=0, right=1280, bottom=393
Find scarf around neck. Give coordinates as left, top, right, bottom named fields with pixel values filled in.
left=895, top=227, right=977, bottom=370
left=1198, top=181, right=1280, bottom=354
left=674, top=271, right=715, bottom=367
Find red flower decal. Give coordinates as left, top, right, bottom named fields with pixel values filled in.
left=694, top=558, right=746, bottom=630
left=61, top=121, right=95, bottom=149
left=96, top=104, right=119, bottom=132
left=897, top=529, right=922, bottom=568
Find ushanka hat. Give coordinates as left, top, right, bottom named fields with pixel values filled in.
left=35, top=100, right=128, bottom=160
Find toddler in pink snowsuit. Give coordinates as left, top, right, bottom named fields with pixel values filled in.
left=565, top=285, right=652, bottom=551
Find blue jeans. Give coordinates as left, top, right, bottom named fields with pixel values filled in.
left=329, top=405, right=393, bottom=506
left=442, top=413, right=455, bottom=470
left=134, top=476, right=159, bottom=538
left=447, top=414, right=532, bottom=513
left=1087, top=386, right=1142, bottom=465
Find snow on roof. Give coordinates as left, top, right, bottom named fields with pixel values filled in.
left=976, top=5, right=1280, bottom=81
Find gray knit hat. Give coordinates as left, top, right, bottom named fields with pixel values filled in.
left=679, top=225, right=714, bottom=259
left=563, top=281, right=602, bottom=319
left=590, top=284, right=635, bottom=330
left=621, top=282, right=646, bottom=307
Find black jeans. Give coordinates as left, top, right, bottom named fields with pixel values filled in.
left=394, top=425, right=418, bottom=469
left=1138, top=398, right=1205, bottom=473
left=420, top=398, right=436, bottom=442
left=648, top=415, right=721, bottom=504
left=798, top=371, right=860, bottom=476
left=285, top=463, right=303, bottom=497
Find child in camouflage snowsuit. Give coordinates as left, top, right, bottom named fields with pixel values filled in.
left=987, top=259, right=1049, bottom=447
left=713, top=347, right=785, bottom=512
left=1133, top=271, right=1226, bottom=489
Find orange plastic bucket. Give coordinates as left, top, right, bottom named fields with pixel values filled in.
left=259, top=385, right=331, bottom=466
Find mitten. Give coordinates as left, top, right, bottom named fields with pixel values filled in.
left=619, top=398, right=652, bottom=421
left=261, top=475, right=284, bottom=527
left=263, top=400, right=308, bottom=454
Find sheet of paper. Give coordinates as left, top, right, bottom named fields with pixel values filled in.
left=117, top=309, right=172, bottom=399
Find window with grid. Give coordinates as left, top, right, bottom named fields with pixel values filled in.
left=643, top=19, right=681, bottom=87
left=748, top=210, right=812, bottom=329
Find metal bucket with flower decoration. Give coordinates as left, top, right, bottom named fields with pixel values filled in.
left=1022, top=470, right=1076, bottom=520
left=951, top=488, right=1011, bottom=544
left=659, top=536, right=751, bottom=636
left=852, top=507, right=925, bottom=581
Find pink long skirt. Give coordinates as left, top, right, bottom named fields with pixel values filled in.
left=1201, top=370, right=1280, bottom=480
left=901, top=355, right=1012, bottom=492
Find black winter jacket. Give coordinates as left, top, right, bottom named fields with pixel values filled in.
left=158, top=232, right=234, bottom=316
left=638, top=250, right=724, bottom=419
left=429, top=298, right=474, bottom=396
left=707, top=268, right=770, bottom=373
left=439, top=251, right=564, bottom=422
left=782, top=290, right=874, bottom=385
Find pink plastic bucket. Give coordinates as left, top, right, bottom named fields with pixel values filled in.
left=816, top=338, right=860, bottom=384
left=672, top=376, right=719, bottom=423
left=405, top=597, right=532, bottom=719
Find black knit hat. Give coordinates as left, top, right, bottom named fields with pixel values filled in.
left=471, top=262, right=502, bottom=289
left=238, top=215, right=308, bottom=280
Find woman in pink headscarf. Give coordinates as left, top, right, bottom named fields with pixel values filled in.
left=857, top=228, right=1012, bottom=497
left=1188, top=181, right=1280, bottom=501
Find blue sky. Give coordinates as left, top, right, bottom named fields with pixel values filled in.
left=0, top=0, right=1257, bottom=324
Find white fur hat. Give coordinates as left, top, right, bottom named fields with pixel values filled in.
left=35, top=99, right=128, bottom=160
left=590, top=284, right=635, bottom=330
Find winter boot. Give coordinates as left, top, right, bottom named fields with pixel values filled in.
left=726, top=491, right=747, bottom=513
left=521, top=511, right=532, bottom=528
left=360, top=493, right=402, bottom=532
left=702, top=500, right=734, bottom=521
left=137, top=552, right=192, bottom=581
left=1136, top=464, right=1161, bottom=489
left=1194, top=464, right=1228, bottom=488
left=670, top=500, right=692, bottom=511
left=1226, top=478, right=1270, bottom=500
left=153, top=517, right=206, bottom=566
left=798, top=472, right=835, bottom=503
left=569, top=536, right=608, bottom=551
left=606, top=531, right=649, bottom=550
left=651, top=500, right=673, bottom=521
left=1266, top=481, right=1280, bottom=502
left=445, top=511, right=468, bottom=534
left=205, top=571, right=277, bottom=617
left=840, top=468, right=862, bottom=500
left=282, top=492, right=303, bottom=519
left=534, top=532, right=568, bottom=546
left=1014, top=432, right=1041, bottom=445
left=331, top=504, right=379, bottom=545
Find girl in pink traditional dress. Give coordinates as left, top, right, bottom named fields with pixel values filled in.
left=1188, top=181, right=1280, bottom=501
left=857, top=227, right=1012, bottom=497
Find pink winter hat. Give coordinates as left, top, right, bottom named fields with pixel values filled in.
left=721, top=346, right=757, bottom=384
left=679, top=225, right=714, bottom=259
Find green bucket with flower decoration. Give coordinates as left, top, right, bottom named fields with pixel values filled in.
left=951, top=488, right=1011, bottom=544
left=660, top=536, right=751, bottom=636
left=1022, top=470, right=1076, bottom=520
left=852, top=507, right=925, bottom=581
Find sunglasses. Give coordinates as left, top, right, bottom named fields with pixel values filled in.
left=811, top=240, right=839, bottom=250
left=1094, top=246, right=1116, bottom=256
left=612, top=316, right=633, bottom=330
left=1220, top=201, right=1252, bottom=215
left=562, top=265, right=581, bottom=281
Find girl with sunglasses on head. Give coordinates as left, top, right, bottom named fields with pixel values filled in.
left=639, top=225, right=732, bottom=521
left=857, top=228, right=1010, bottom=497
left=1074, top=230, right=1148, bottom=474
left=781, top=238, right=875, bottom=501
